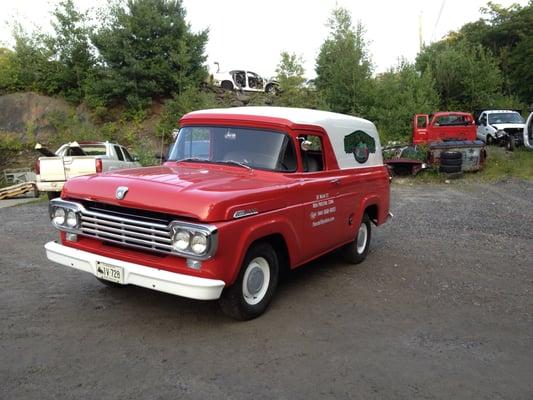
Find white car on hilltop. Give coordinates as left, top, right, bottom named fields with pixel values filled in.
left=211, top=67, right=278, bottom=94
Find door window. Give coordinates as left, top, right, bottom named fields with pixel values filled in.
left=122, top=147, right=133, bottom=162
left=299, top=135, right=324, bottom=172
left=114, top=145, right=124, bottom=161
left=416, top=116, right=427, bottom=128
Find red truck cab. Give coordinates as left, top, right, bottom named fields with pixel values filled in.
left=45, top=107, right=391, bottom=320
left=413, top=112, right=476, bottom=145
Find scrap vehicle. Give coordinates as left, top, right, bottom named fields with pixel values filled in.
left=474, top=109, right=526, bottom=150
left=385, top=112, right=485, bottom=175
left=211, top=63, right=279, bottom=93
left=44, top=107, right=391, bottom=320
left=524, top=112, right=533, bottom=150
left=35, top=141, right=141, bottom=199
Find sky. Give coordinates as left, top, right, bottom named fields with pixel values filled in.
left=0, top=0, right=528, bottom=79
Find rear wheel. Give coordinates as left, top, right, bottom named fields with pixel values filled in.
left=343, top=214, right=372, bottom=264
left=220, top=80, right=233, bottom=90
left=219, top=242, right=279, bottom=320
left=47, top=191, right=60, bottom=200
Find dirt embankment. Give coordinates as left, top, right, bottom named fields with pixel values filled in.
left=0, top=92, right=87, bottom=142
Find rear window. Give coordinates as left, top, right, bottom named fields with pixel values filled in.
left=434, top=115, right=470, bottom=126
left=80, top=145, right=106, bottom=156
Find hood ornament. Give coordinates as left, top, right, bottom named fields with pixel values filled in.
left=116, top=186, right=128, bottom=200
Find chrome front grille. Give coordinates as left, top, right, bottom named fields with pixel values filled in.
left=79, top=207, right=174, bottom=254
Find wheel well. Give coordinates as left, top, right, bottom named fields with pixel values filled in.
left=365, top=204, right=379, bottom=225
left=252, top=234, right=290, bottom=272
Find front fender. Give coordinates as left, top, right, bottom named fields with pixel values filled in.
left=217, top=210, right=301, bottom=285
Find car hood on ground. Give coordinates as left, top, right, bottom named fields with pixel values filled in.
left=62, top=164, right=292, bottom=222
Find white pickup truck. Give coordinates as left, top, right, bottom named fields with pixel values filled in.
left=35, top=141, right=141, bottom=199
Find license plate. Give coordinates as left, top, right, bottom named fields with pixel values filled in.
left=96, top=262, right=124, bottom=284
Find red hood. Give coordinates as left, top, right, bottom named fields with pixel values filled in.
left=62, top=163, right=291, bottom=222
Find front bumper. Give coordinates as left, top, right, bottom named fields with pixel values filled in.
left=45, top=241, right=225, bottom=300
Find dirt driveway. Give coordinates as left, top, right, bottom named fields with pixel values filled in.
left=1, top=181, right=532, bottom=400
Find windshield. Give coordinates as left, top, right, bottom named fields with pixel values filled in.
left=488, top=113, right=524, bottom=125
left=168, top=126, right=296, bottom=172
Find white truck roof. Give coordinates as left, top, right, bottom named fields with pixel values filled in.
left=186, top=107, right=383, bottom=169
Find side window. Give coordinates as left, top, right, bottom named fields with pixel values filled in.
left=299, top=135, right=324, bottom=172
left=122, top=147, right=133, bottom=162
left=114, top=145, right=124, bottom=161
left=416, top=116, right=427, bottom=128
left=480, top=114, right=487, bottom=125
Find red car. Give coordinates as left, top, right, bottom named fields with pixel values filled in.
left=413, top=112, right=476, bottom=145
left=45, top=107, right=391, bottom=320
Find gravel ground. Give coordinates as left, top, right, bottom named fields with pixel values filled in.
left=1, top=181, right=532, bottom=400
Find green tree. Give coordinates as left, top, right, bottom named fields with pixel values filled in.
left=45, top=0, right=94, bottom=102
left=315, top=7, right=372, bottom=115
left=442, top=1, right=533, bottom=104
left=6, top=26, right=60, bottom=94
left=368, top=60, right=440, bottom=141
left=274, top=51, right=324, bottom=108
left=90, top=0, right=208, bottom=110
left=417, top=41, right=503, bottom=110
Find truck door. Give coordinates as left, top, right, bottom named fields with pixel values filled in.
left=413, top=114, right=429, bottom=144
left=294, top=132, right=344, bottom=260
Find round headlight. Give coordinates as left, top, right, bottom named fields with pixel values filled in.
left=191, top=233, right=207, bottom=254
left=66, top=210, right=78, bottom=228
left=173, top=230, right=190, bottom=251
left=53, top=208, right=66, bottom=225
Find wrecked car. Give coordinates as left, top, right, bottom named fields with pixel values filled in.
left=475, top=109, right=525, bottom=150
left=212, top=68, right=279, bottom=93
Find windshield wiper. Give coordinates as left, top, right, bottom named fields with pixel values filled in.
left=216, top=160, right=253, bottom=171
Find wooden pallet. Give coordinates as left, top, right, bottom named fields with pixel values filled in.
left=0, top=182, right=38, bottom=200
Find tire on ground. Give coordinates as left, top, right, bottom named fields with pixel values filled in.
left=439, top=164, right=462, bottom=173
left=219, top=242, right=279, bottom=321
left=47, top=191, right=61, bottom=200
left=343, top=213, right=372, bottom=264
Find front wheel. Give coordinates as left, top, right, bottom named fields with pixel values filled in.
left=506, top=137, right=516, bottom=151
left=219, top=242, right=279, bottom=320
left=486, top=135, right=494, bottom=145
left=343, top=214, right=372, bottom=264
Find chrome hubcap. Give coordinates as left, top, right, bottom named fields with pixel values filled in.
left=242, top=257, right=270, bottom=305
left=246, top=267, right=264, bottom=295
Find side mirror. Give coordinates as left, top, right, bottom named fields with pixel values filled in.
left=132, top=155, right=139, bottom=162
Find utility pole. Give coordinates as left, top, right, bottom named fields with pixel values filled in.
left=419, top=12, right=424, bottom=51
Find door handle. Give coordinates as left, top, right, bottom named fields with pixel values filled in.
left=330, top=178, right=340, bottom=185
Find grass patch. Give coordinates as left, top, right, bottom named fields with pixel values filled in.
left=392, top=145, right=533, bottom=185
left=478, top=146, right=533, bottom=181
